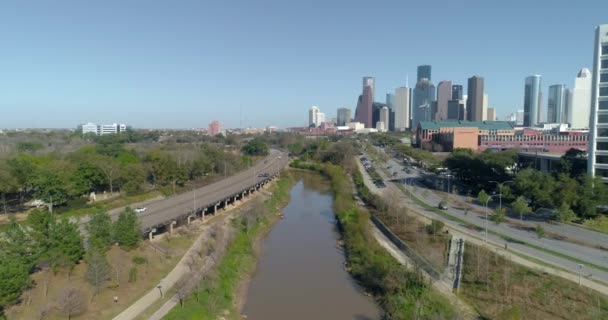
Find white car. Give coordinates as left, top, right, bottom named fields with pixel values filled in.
left=134, top=207, right=147, bottom=213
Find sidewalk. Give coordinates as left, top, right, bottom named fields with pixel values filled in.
left=112, top=184, right=271, bottom=320
left=357, top=156, right=608, bottom=295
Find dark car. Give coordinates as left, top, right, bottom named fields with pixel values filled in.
left=438, top=201, right=448, bottom=210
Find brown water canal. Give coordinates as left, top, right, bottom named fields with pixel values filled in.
left=242, top=173, right=381, bottom=320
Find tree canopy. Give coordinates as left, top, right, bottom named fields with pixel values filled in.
left=241, top=138, right=269, bottom=156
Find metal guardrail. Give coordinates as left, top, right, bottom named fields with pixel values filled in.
left=370, top=215, right=442, bottom=280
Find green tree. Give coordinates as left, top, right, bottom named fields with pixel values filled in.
left=513, top=169, right=555, bottom=208
left=535, top=224, right=545, bottom=239
left=47, top=219, right=84, bottom=268
left=32, top=160, right=78, bottom=211
left=555, top=148, right=587, bottom=178
left=113, top=208, right=141, bottom=250
left=7, top=154, right=40, bottom=198
left=0, top=217, right=38, bottom=268
left=0, top=163, right=18, bottom=214
left=95, top=155, right=122, bottom=194
left=87, top=211, right=113, bottom=250
left=492, top=208, right=506, bottom=225
left=85, top=249, right=110, bottom=297
left=119, top=163, right=146, bottom=195
left=555, top=202, right=577, bottom=223
left=241, top=138, right=269, bottom=156
left=477, top=190, right=490, bottom=206
left=16, top=141, right=43, bottom=153
left=0, top=258, right=30, bottom=306
left=27, top=209, right=55, bottom=254
left=511, top=196, right=532, bottom=223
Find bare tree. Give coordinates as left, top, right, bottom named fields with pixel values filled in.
left=96, top=156, right=121, bottom=194
left=38, top=304, right=50, bottom=320
left=185, top=254, right=197, bottom=272
left=175, top=277, right=192, bottom=308
left=57, top=287, right=87, bottom=320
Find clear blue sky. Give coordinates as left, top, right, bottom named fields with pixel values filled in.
left=1, top=0, right=607, bottom=129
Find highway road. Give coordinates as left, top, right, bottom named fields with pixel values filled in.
left=76, top=149, right=289, bottom=233
left=362, top=149, right=608, bottom=286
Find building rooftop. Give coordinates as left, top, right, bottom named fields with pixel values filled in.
left=418, top=120, right=514, bottom=131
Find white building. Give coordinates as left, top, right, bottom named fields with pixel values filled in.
left=316, top=112, right=325, bottom=125
left=309, top=106, right=320, bottom=127
left=394, top=87, right=410, bottom=130
left=588, top=24, right=608, bottom=180
left=482, top=94, right=488, bottom=120
left=347, top=122, right=365, bottom=130
left=379, top=106, right=389, bottom=131
left=81, top=122, right=127, bottom=135
left=81, top=123, right=99, bottom=135
left=100, top=123, right=126, bottom=135
left=569, top=68, right=592, bottom=129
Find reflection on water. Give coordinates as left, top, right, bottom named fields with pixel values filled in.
left=242, top=172, right=380, bottom=320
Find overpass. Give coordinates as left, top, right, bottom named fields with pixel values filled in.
left=125, top=150, right=288, bottom=238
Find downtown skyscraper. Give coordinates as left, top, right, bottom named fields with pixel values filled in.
left=569, top=68, right=593, bottom=129
left=417, top=65, right=431, bottom=82
left=354, top=77, right=375, bottom=128
left=523, top=75, right=542, bottom=126
left=337, top=108, right=351, bottom=126
left=588, top=24, right=608, bottom=180
left=435, top=80, right=452, bottom=120
left=394, top=86, right=411, bottom=130
left=547, top=84, right=569, bottom=123
left=412, top=65, right=435, bottom=127
left=466, top=76, right=484, bottom=121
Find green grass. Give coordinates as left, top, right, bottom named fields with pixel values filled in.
left=461, top=243, right=608, bottom=320
left=393, top=181, right=608, bottom=275
left=301, top=162, right=456, bottom=320
left=163, top=175, right=293, bottom=320
left=583, top=215, right=608, bottom=234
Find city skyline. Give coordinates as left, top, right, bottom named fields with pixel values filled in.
left=1, top=1, right=607, bottom=128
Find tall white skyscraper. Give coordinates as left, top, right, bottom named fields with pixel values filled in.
left=569, top=68, right=592, bottom=129
left=482, top=94, right=488, bottom=120
left=588, top=24, right=608, bottom=180
left=379, top=107, right=389, bottom=131
left=394, top=87, right=410, bottom=130
left=309, top=106, right=320, bottom=127
left=316, top=112, right=326, bottom=125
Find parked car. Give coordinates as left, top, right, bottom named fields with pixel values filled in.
left=438, top=201, right=448, bottom=210
left=135, top=207, right=147, bottom=213
left=258, top=173, right=270, bottom=178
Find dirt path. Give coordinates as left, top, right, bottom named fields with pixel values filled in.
left=370, top=222, right=478, bottom=320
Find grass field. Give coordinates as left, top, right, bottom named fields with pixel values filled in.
left=460, top=243, right=608, bottom=320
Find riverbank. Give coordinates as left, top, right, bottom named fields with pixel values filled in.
left=162, top=174, right=293, bottom=320
left=290, top=160, right=457, bottom=319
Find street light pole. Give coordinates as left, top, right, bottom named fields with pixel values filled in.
left=484, top=194, right=501, bottom=242
left=489, top=180, right=514, bottom=211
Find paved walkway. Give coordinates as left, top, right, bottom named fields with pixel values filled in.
left=112, top=183, right=271, bottom=320
left=359, top=155, right=608, bottom=295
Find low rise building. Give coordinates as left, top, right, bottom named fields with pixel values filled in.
left=80, top=122, right=128, bottom=135
left=416, top=120, right=587, bottom=153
